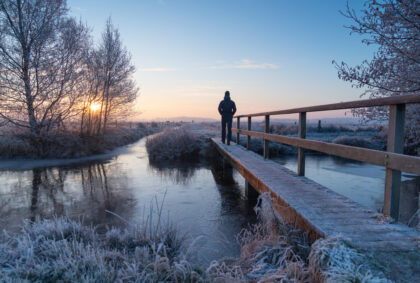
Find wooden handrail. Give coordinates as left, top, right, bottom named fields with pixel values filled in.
left=232, top=128, right=420, bottom=175
left=234, top=94, right=420, bottom=118
left=231, top=94, right=420, bottom=221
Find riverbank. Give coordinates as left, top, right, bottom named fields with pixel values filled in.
left=0, top=122, right=163, bottom=159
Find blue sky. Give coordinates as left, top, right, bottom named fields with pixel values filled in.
left=69, top=0, right=373, bottom=120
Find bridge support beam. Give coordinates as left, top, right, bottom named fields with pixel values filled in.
left=384, top=104, right=405, bottom=220
left=245, top=181, right=259, bottom=201
left=264, top=115, right=270, bottom=159
left=236, top=117, right=240, bottom=145
left=247, top=117, right=251, bottom=150
left=298, top=112, right=306, bottom=176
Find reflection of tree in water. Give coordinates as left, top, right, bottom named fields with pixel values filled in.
left=75, top=163, right=134, bottom=229
left=81, top=164, right=113, bottom=209
left=148, top=158, right=201, bottom=185
left=30, top=168, right=66, bottom=222
left=1, top=162, right=135, bottom=232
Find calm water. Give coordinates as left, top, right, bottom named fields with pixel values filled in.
left=0, top=138, right=256, bottom=264
left=274, top=154, right=420, bottom=224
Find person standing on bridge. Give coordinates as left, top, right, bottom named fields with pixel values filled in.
left=218, top=91, right=237, bottom=145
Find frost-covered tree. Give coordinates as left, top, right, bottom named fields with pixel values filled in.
left=334, top=0, right=420, bottom=154
left=80, top=18, right=138, bottom=136
left=0, top=0, right=89, bottom=135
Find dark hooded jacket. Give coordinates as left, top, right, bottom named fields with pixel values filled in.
left=218, top=96, right=237, bottom=119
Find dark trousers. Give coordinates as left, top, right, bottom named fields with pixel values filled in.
left=221, top=117, right=232, bottom=144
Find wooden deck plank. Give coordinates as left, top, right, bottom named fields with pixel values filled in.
left=211, top=138, right=420, bottom=253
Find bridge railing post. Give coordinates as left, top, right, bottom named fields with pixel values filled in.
left=383, top=104, right=405, bottom=220
left=247, top=117, right=251, bottom=149
left=298, top=112, right=306, bottom=176
left=236, top=117, right=240, bottom=145
left=264, top=115, right=270, bottom=159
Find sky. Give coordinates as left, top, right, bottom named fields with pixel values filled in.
left=69, top=0, right=374, bottom=120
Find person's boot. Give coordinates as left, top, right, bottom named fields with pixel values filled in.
left=227, top=140, right=230, bottom=145
left=222, top=139, right=225, bottom=144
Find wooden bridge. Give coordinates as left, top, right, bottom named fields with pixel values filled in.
left=211, top=94, right=420, bottom=280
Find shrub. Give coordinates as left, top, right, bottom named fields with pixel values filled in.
left=332, top=135, right=378, bottom=149
left=271, top=124, right=298, bottom=135
left=235, top=136, right=297, bottom=156
left=136, top=122, right=146, bottom=129
left=146, top=127, right=200, bottom=161
left=0, top=135, right=35, bottom=158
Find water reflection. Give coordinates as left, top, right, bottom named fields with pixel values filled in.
left=1, top=162, right=135, bottom=232
left=211, top=159, right=235, bottom=186
left=75, top=163, right=135, bottom=229
left=0, top=138, right=258, bottom=264
left=30, top=169, right=41, bottom=218
left=148, top=158, right=200, bottom=184
left=29, top=168, right=66, bottom=222
left=210, top=156, right=257, bottom=218
left=81, top=164, right=112, bottom=210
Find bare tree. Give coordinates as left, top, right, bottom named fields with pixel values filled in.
left=80, top=18, right=138, bottom=136
left=334, top=0, right=420, bottom=154
left=79, top=49, right=102, bottom=136
left=0, top=0, right=89, bottom=135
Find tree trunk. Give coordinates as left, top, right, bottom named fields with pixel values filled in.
left=22, top=51, right=39, bottom=135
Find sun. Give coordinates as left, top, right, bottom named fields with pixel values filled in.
left=90, top=102, right=101, bottom=112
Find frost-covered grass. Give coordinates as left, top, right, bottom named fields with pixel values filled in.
left=309, top=237, right=391, bottom=283
left=0, top=123, right=160, bottom=159
left=0, top=216, right=202, bottom=282
left=234, top=136, right=298, bottom=156
left=0, top=135, right=35, bottom=157
left=213, top=193, right=312, bottom=282
left=1, top=193, right=391, bottom=282
left=146, top=125, right=213, bottom=161
left=332, top=135, right=380, bottom=149
left=270, top=123, right=371, bottom=136
left=0, top=194, right=201, bottom=282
